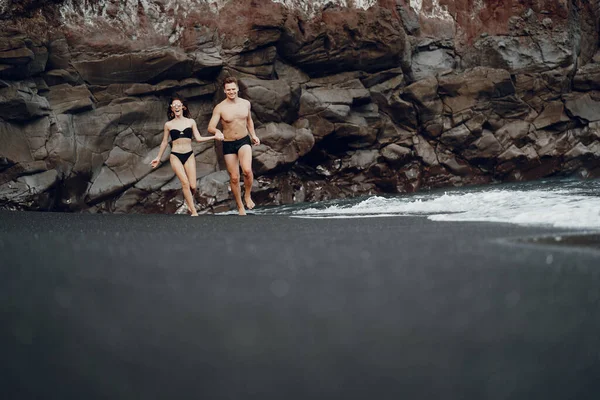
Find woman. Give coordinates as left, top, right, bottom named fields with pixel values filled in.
left=151, top=96, right=223, bottom=216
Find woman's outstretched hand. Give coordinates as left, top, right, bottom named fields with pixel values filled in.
left=150, top=158, right=160, bottom=168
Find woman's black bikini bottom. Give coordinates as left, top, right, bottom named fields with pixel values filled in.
left=171, top=151, right=193, bottom=164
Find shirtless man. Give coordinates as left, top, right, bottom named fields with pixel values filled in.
left=208, top=76, right=260, bottom=215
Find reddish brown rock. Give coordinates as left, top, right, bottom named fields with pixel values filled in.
left=0, top=0, right=599, bottom=213
left=279, top=5, right=407, bottom=76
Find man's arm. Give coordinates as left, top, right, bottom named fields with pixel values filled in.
left=207, top=105, right=223, bottom=139
left=192, top=119, right=221, bottom=142
left=247, top=101, right=260, bottom=145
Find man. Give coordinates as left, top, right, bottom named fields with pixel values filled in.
left=208, top=76, right=260, bottom=215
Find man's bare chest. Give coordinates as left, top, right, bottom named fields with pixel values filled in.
left=220, top=105, right=248, bottom=123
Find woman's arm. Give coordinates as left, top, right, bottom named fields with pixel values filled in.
left=192, top=119, right=219, bottom=142
left=150, top=123, right=170, bottom=168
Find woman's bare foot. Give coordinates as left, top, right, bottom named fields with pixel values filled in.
left=244, top=196, right=255, bottom=210
left=238, top=207, right=247, bottom=216
left=191, top=213, right=199, bottom=217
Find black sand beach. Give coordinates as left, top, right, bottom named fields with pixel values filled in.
left=1, top=210, right=600, bottom=399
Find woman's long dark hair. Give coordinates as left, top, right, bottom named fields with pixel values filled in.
left=167, top=95, right=191, bottom=120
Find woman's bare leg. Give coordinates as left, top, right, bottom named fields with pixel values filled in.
left=183, top=154, right=197, bottom=201
left=170, top=155, right=198, bottom=216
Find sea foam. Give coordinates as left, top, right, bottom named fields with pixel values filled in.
left=285, top=180, right=600, bottom=229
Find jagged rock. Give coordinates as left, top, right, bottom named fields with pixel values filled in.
left=533, top=101, right=571, bottom=129
left=0, top=180, right=30, bottom=205
left=104, top=147, right=148, bottom=185
left=438, top=67, right=515, bottom=113
left=411, top=42, right=456, bottom=81
left=573, top=63, right=600, bottom=91
left=397, top=161, right=422, bottom=192
left=462, top=131, right=503, bottom=163
left=585, top=121, right=600, bottom=143
left=439, top=124, right=474, bottom=147
left=0, top=33, right=48, bottom=79
left=436, top=151, right=473, bottom=176
left=296, top=115, right=334, bottom=142
left=564, top=142, right=595, bottom=161
left=253, top=122, right=315, bottom=174
left=240, top=77, right=299, bottom=124
left=166, top=79, right=216, bottom=100
left=1, top=0, right=600, bottom=212
left=17, top=169, right=58, bottom=194
left=298, top=77, right=375, bottom=144
left=111, top=188, right=147, bottom=214
left=562, top=142, right=598, bottom=173
left=197, top=170, right=232, bottom=205
left=377, top=115, right=414, bottom=146
left=494, top=121, right=533, bottom=148
left=403, top=76, right=440, bottom=119
left=413, top=137, right=438, bottom=166
left=362, top=67, right=405, bottom=92
left=274, top=60, right=311, bottom=85
left=395, top=0, right=420, bottom=35
left=333, top=112, right=378, bottom=149
left=191, top=47, right=223, bottom=79
left=21, top=117, right=52, bottom=161
left=0, top=83, right=51, bottom=121
left=43, top=69, right=82, bottom=86
left=379, top=92, right=417, bottom=131
left=380, top=143, right=411, bottom=165
left=279, top=6, right=406, bottom=76
left=0, top=169, right=58, bottom=210
left=87, top=165, right=122, bottom=202
left=472, top=34, right=573, bottom=73
left=403, top=76, right=442, bottom=136
left=498, top=144, right=528, bottom=165
left=341, top=150, right=379, bottom=171
left=195, top=143, right=219, bottom=179
left=44, top=84, right=93, bottom=114
left=224, top=46, right=278, bottom=79
left=135, top=164, right=175, bottom=192
left=536, top=131, right=572, bottom=158
left=564, top=93, right=600, bottom=122
left=0, top=121, right=34, bottom=164
left=47, top=37, right=71, bottom=70
left=0, top=161, right=46, bottom=186
left=464, top=113, right=487, bottom=136
left=72, top=49, right=194, bottom=85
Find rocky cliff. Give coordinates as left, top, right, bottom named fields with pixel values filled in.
left=1, top=0, right=599, bottom=213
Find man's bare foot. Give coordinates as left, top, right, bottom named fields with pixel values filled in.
left=244, top=196, right=255, bottom=210
left=238, top=208, right=247, bottom=216
left=191, top=213, right=199, bottom=217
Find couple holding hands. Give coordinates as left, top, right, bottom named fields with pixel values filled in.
left=151, top=77, right=260, bottom=216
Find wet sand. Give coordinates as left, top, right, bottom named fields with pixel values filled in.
left=1, top=210, right=600, bottom=399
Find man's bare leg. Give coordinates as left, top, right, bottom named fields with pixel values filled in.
left=238, top=145, right=255, bottom=210
left=224, top=153, right=246, bottom=216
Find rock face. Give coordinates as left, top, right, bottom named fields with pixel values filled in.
left=1, top=0, right=599, bottom=213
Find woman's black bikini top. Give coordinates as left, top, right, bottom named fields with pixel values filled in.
left=169, top=127, right=193, bottom=142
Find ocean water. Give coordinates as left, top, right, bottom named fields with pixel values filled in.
left=258, top=178, right=600, bottom=230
